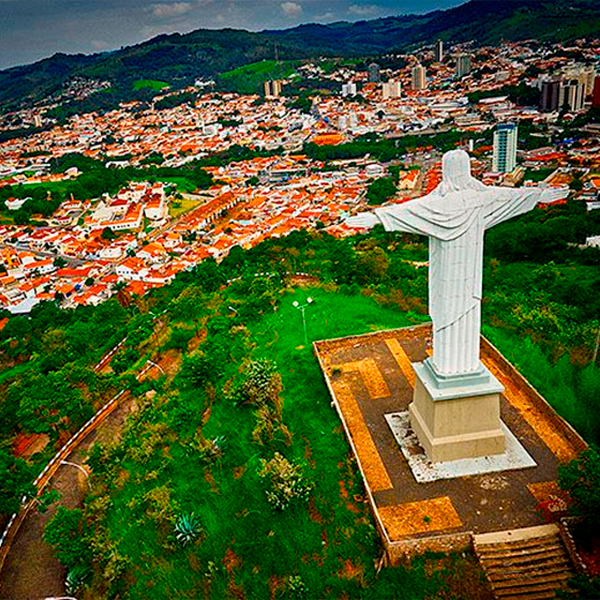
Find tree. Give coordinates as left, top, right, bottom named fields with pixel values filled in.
left=189, top=165, right=214, bottom=190
left=559, top=446, right=600, bottom=528
left=356, top=245, right=390, bottom=284
left=53, top=256, right=67, bottom=268
left=12, top=371, right=87, bottom=436
left=102, top=227, right=117, bottom=240
left=44, top=506, right=91, bottom=570
left=570, top=178, right=584, bottom=191
left=0, top=448, right=35, bottom=517
left=180, top=352, right=223, bottom=388
left=366, top=177, right=397, bottom=206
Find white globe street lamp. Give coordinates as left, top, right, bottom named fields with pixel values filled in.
left=292, top=297, right=314, bottom=347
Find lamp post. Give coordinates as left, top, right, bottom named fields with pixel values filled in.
left=292, top=297, right=314, bottom=346
left=60, top=460, right=90, bottom=489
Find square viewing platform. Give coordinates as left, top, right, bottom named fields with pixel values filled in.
left=313, top=324, right=586, bottom=560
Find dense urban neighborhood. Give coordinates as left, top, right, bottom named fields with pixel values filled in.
left=2, top=37, right=600, bottom=313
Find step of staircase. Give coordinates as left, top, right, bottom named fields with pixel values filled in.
left=474, top=524, right=575, bottom=600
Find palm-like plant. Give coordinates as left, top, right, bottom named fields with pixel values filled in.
left=65, top=565, right=90, bottom=594
left=174, top=512, right=201, bottom=546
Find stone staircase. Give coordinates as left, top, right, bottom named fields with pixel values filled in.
left=474, top=524, right=575, bottom=600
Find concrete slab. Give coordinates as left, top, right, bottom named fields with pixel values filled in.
left=385, top=411, right=536, bottom=483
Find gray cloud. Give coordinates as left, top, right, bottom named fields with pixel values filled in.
left=149, top=2, right=195, bottom=19
left=348, top=4, right=381, bottom=16
left=281, top=1, right=302, bottom=17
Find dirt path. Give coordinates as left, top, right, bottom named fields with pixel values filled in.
left=0, top=398, right=135, bottom=600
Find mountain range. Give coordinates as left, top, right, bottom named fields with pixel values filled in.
left=1, top=0, right=600, bottom=112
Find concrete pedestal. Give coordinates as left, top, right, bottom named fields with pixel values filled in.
left=408, top=359, right=506, bottom=463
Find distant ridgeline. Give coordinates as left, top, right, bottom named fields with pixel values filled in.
left=1, top=0, right=600, bottom=112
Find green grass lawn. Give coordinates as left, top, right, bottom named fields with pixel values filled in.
left=84, top=286, right=469, bottom=599
left=158, top=176, right=198, bottom=194
left=221, top=60, right=299, bottom=79
left=522, top=167, right=554, bottom=183
left=169, top=195, right=204, bottom=218
left=16, top=180, right=71, bottom=192
left=133, top=79, right=170, bottom=91
left=483, top=324, right=600, bottom=444
left=220, top=60, right=300, bottom=94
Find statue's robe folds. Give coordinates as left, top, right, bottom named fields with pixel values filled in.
left=374, top=186, right=544, bottom=376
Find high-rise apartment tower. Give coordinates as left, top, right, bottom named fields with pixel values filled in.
left=412, top=64, right=426, bottom=91
left=492, top=123, right=518, bottom=173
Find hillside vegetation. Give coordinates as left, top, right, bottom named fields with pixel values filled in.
left=2, top=1, right=600, bottom=111
left=1, top=194, right=600, bottom=595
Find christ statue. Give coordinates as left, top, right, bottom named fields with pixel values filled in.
left=347, top=150, right=567, bottom=379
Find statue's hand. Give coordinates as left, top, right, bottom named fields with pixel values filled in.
left=346, top=212, right=380, bottom=229
left=539, top=187, right=569, bottom=204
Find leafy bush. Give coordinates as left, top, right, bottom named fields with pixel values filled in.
left=180, top=352, right=223, bottom=388
left=167, top=327, right=194, bottom=352
left=233, top=359, right=282, bottom=407
left=65, top=565, right=91, bottom=595
left=44, top=506, right=91, bottom=570
left=198, top=435, right=226, bottom=463
left=0, top=448, right=36, bottom=517
left=366, top=177, right=397, bottom=206
left=258, top=452, right=312, bottom=511
left=111, top=347, right=139, bottom=374
left=559, top=446, right=600, bottom=528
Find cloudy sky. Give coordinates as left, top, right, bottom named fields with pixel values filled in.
left=0, top=0, right=466, bottom=70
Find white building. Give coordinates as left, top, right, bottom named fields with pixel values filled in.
left=382, top=80, right=402, bottom=99
left=455, top=54, right=472, bottom=79
left=492, top=123, right=518, bottom=173
left=559, top=79, right=586, bottom=112
left=341, top=82, right=357, bottom=97
left=412, top=64, right=426, bottom=91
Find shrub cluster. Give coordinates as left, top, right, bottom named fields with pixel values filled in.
left=258, top=452, right=312, bottom=511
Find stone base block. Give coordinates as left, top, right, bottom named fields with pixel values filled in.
left=409, top=360, right=506, bottom=463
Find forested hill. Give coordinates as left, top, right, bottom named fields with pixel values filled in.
left=2, top=0, right=600, bottom=110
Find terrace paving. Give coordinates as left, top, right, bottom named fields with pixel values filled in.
left=314, top=325, right=585, bottom=546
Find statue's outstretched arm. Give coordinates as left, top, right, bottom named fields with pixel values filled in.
left=346, top=212, right=380, bottom=229
left=483, top=186, right=569, bottom=229
left=346, top=194, right=428, bottom=234
left=346, top=190, right=480, bottom=239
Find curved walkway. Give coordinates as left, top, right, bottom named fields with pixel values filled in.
left=0, top=357, right=159, bottom=599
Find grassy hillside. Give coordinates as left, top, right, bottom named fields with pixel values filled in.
left=132, top=79, right=169, bottom=91
left=220, top=59, right=301, bottom=94
left=3, top=1, right=600, bottom=111
left=45, top=281, right=490, bottom=599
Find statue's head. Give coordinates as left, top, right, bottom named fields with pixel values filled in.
left=438, top=149, right=485, bottom=196
left=443, top=149, right=470, bottom=180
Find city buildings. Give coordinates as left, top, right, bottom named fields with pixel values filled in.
left=493, top=123, right=518, bottom=173
left=540, top=75, right=586, bottom=113
left=412, top=64, right=426, bottom=91
left=540, top=78, right=562, bottom=112
left=341, top=81, right=358, bottom=97
left=0, top=38, right=594, bottom=312
left=559, top=79, right=586, bottom=112
left=434, top=39, right=444, bottom=63
left=264, top=80, right=282, bottom=98
left=455, top=54, right=472, bottom=79
left=382, top=80, right=402, bottom=100
left=593, top=76, right=600, bottom=107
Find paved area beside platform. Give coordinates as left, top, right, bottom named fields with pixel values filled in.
left=314, top=325, right=585, bottom=544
